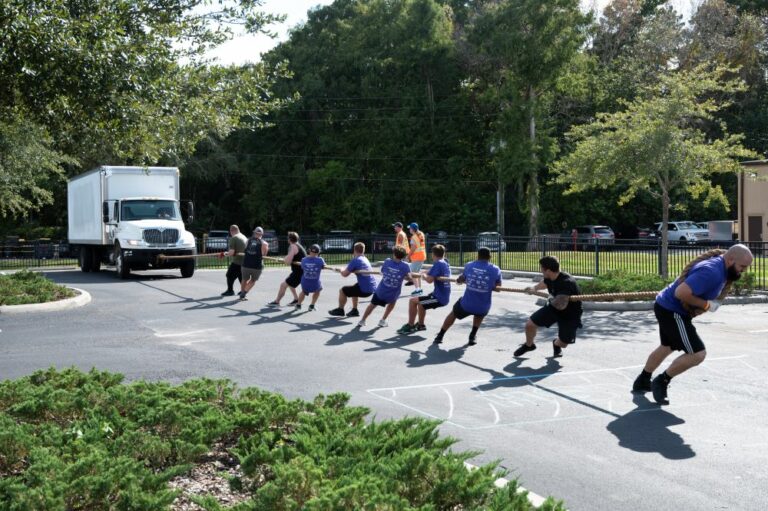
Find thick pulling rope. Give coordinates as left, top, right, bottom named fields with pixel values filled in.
left=161, top=253, right=660, bottom=302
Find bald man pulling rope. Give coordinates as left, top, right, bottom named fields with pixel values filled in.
left=633, top=244, right=754, bottom=405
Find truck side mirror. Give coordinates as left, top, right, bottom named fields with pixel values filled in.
left=102, top=202, right=110, bottom=223
left=182, top=201, right=194, bottom=224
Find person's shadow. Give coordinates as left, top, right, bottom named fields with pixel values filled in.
left=606, top=394, right=696, bottom=460
left=470, top=357, right=562, bottom=393
left=406, top=342, right=467, bottom=367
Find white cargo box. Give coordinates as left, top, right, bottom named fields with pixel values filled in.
left=68, top=166, right=180, bottom=244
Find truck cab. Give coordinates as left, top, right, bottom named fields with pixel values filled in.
left=69, top=166, right=197, bottom=278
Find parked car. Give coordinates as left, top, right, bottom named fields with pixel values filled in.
left=204, top=230, right=229, bottom=252
left=653, top=221, right=709, bottom=244
left=322, top=230, right=354, bottom=252
left=559, top=225, right=615, bottom=249
left=476, top=232, right=507, bottom=251
left=263, top=229, right=279, bottom=254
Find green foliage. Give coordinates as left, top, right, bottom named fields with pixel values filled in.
left=0, top=368, right=564, bottom=510
left=0, top=270, right=75, bottom=305
left=731, top=271, right=756, bottom=296
left=579, top=270, right=672, bottom=296
left=552, top=65, right=761, bottom=276
left=0, top=113, right=75, bottom=218
left=0, top=0, right=288, bottom=219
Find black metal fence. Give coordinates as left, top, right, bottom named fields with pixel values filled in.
left=2, top=234, right=766, bottom=290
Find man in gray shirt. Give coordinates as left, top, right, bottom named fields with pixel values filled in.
left=221, top=225, right=248, bottom=297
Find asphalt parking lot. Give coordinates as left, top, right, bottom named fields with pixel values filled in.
left=1, top=267, right=766, bottom=510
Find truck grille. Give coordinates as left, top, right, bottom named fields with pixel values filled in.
left=143, top=229, right=179, bottom=245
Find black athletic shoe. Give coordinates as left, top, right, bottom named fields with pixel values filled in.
left=238, top=291, right=248, bottom=301
left=288, top=299, right=299, bottom=306
left=328, top=307, right=345, bottom=317
left=221, top=290, right=235, bottom=296
left=346, top=308, right=360, bottom=317
left=552, top=340, right=563, bottom=358
left=308, top=305, right=316, bottom=311
left=513, top=343, right=536, bottom=357
left=415, top=323, right=427, bottom=331
left=467, top=337, right=477, bottom=346
left=632, top=373, right=652, bottom=393
left=651, top=374, right=670, bottom=405
left=295, top=303, right=302, bottom=310
left=433, top=335, right=444, bottom=345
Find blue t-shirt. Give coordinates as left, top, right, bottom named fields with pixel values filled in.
left=459, top=260, right=502, bottom=315
left=300, top=256, right=326, bottom=293
left=374, top=258, right=411, bottom=304
left=428, top=259, right=452, bottom=305
left=656, top=256, right=727, bottom=316
left=346, top=255, right=376, bottom=294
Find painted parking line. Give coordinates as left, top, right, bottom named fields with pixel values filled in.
left=367, top=355, right=756, bottom=430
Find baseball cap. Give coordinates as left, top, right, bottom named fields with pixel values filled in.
left=309, top=244, right=321, bottom=253
left=408, top=222, right=419, bottom=231
left=253, top=226, right=264, bottom=234
left=392, top=222, right=403, bottom=228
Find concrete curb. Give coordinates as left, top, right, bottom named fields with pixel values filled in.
left=0, top=287, right=91, bottom=315
left=463, top=462, right=551, bottom=509
left=536, top=295, right=768, bottom=312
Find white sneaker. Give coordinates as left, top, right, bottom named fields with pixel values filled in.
left=378, top=319, right=388, bottom=327
left=357, top=320, right=366, bottom=328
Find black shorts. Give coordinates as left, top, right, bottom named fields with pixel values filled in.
left=451, top=299, right=484, bottom=320
left=285, top=270, right=302, bottom=288
left=342, top=284, right=373, bottom=298
left=654, top=302, right=705, bottom=354
left=371, top=294, right=390, bottom=307
left=530, top=305, right=581, bottom=343
left=418, top=293, right=446, bottom=311
left=226, top=262, right=242, bottom=281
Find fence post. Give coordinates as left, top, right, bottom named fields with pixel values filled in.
left=459, top=234, right=464, bottom=266
left=657, top=236, right=662, bottom=276
left=541, top=235, right=547, bottom=258
left=594, top=240, right=600, bottom=276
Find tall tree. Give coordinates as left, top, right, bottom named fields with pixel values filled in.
left=553, top=66, right=760, bottom=277
left=467, top=0, right=591, bottom=236
left=0, top=0, right=286, bottom=218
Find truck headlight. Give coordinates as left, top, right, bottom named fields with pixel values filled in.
left=127, top=239, right=142, bottom=246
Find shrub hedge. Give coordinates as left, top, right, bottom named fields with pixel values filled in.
left=0, top=270, right=75, bottom=306
left=0, top=368, right=564, bottom=510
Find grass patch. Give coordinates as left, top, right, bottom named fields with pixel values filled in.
left=0, top=368, right=564, bottom=510
left=578, top=270, right=758, bottom=297
left=579, top=271, right=671, bottom=297
left=0, top=270, right=75, bottom=306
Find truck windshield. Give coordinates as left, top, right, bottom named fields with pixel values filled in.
left=122, top=200, right=180, bottom=221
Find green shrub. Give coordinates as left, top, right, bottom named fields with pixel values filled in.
left=0, top=270, right=75, bottom=305
left=579, top=270, right=671, bottom=297
left=0, top=368, right=564, bottom=510
left=731, top=272, right=756, bottom=296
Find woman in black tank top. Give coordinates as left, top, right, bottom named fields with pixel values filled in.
left=267, top=233, right=305, bottom=306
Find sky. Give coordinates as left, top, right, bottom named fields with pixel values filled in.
left=206, top=0, right=700, bottom=65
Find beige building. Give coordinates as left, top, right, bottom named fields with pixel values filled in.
left=739, top=160, right=768, bottom=243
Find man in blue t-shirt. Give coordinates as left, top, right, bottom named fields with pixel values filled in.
left=295, top=244, right=326, bottom=311
left=329, top=242, right=377, bottom=318
left=357, top=246, right=411, bottom=328
left=433, top=247, right=502, bottom=346
left=397, top=244, right=451, bottom=334
left=632, top=244, right=753, bottom=405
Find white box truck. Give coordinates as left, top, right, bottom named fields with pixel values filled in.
left=68, top=166, right=197, bottom=278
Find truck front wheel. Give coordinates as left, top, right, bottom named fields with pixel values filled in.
left=114, top=244, right=130, bottom=279
left=180, top=260, right=195, bottom=278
